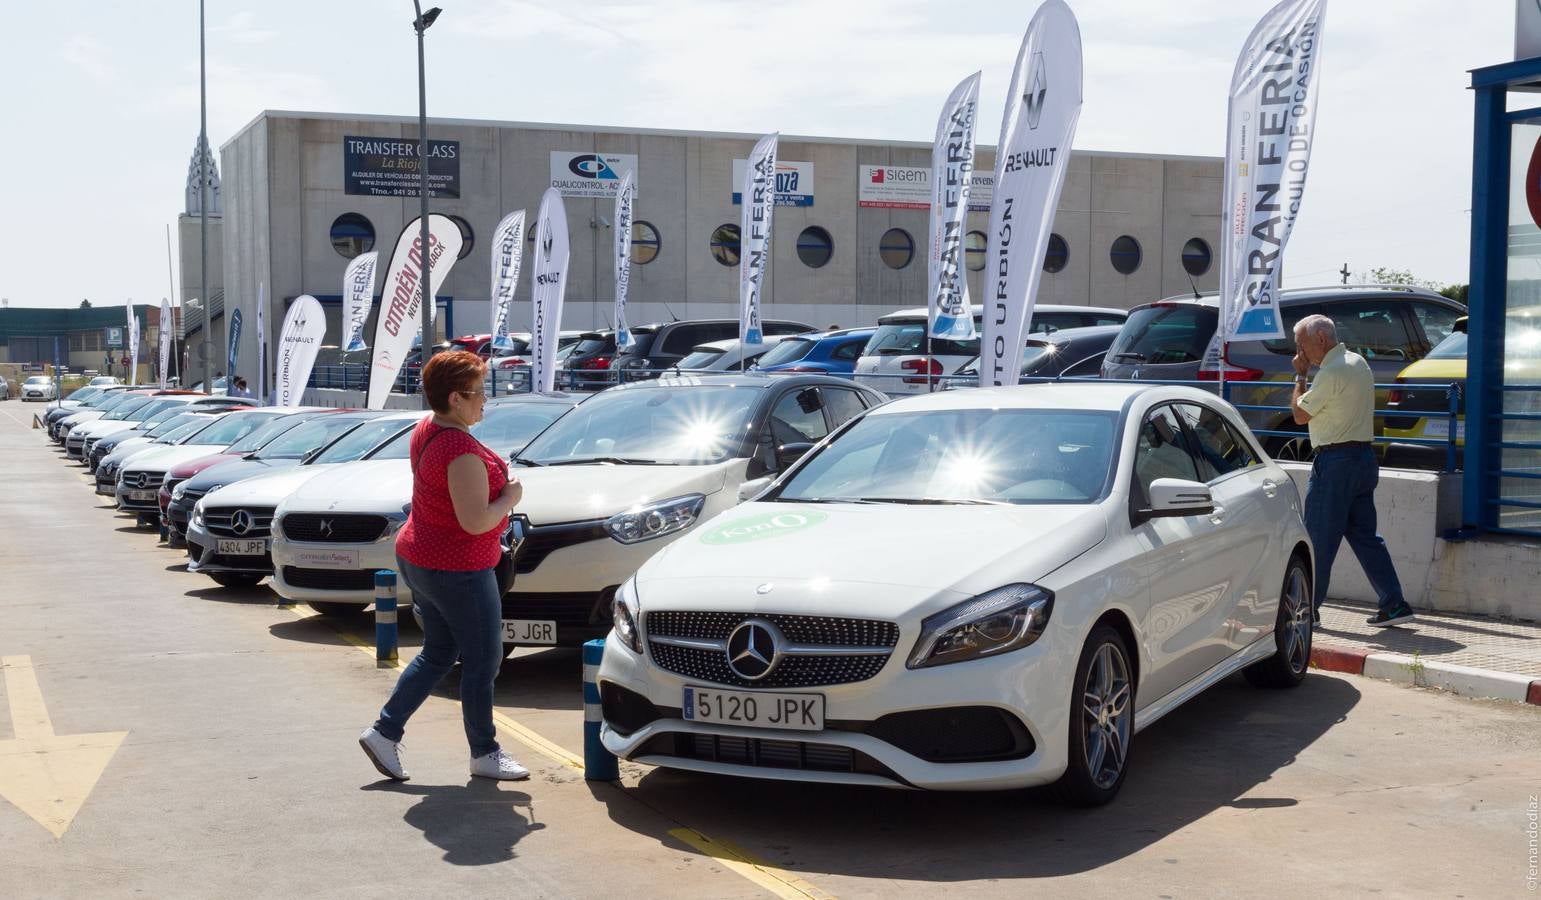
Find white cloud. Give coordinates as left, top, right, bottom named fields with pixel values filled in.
left=210, top=11, right=280, bottom=45
left=61, top=36, right=116, bottom=83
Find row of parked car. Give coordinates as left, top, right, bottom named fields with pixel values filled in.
left=41, top=359, right=1332, bottom=805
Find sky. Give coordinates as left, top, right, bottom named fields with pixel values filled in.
left=0, top=0, right=1514, bottom=309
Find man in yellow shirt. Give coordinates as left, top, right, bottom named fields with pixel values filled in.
left=1291, top=314, right=1415, bottom=627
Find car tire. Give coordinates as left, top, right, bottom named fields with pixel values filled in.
left=208, top=573, right=263, bottom=589
left=1265, top=427, right=1314, bottom=462
left=307, top=601, right=363, bottom=617
left=1244, top=555, right=1313, bottom=689
left=1051, top=624, right=1135, bottom=807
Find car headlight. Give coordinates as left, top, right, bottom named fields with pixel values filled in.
left=384, top=503, right=411, bottom=536
left=192, top=502, right=205, bottom=528
left=907, top=584, right=1055, bottom=669
left=171, top=482, right=186, bottom=501
left=612, top=577, right=642, bottom=653
left=604, top=494, right=705, bottom=544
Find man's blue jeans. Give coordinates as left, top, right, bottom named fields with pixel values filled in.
left=373, top=556, right=503, bottom=758
left=1304, top=445, right=1408, bottom=617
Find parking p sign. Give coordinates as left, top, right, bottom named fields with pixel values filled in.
left=106, top=327, right=123, bottom=348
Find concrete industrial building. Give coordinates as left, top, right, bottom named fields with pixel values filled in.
left=203, top=110, right=1223, bottom=379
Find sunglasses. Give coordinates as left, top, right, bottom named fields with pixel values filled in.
left=455, top=389, right=486, bottom=401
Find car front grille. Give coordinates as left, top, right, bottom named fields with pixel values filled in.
left=280, top=566, right=376, bottom=591
left=201, top=506, right=276, bottom=540
left=119, top=469, right=162, bottom=491
left=513, top=520, right=610, bottom=574
left=281, top=513, right=388, bottom=543
left=644, top=611, right=899, bottom=689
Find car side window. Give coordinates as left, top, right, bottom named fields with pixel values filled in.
left=1175, top=403, right=1260, bottom=481
left=1133, top=405, right=1201, bottom=501
left=660, top=325, right=704, bottom=355
left=768, top=389, right=830, bottom=447
left=823, top=389, right=868, bottom=428
left=1329, top=301, right=1418, bottom=361
left=1409, top=302, right=1461, bottom=348
left=832, top=339, right=864, bottom=362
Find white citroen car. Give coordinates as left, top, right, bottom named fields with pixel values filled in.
left=269, top=393, right=584, bottom=617
left=597, top=383, right=1313, bottom=804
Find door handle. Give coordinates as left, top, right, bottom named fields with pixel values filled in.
left=1208, top=504, right=1226, bottom=525
left=1262, top=479, right=1279, bottom=498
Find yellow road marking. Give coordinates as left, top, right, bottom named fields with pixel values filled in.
left=0, top=656, right=128, bottom=839
left=668, top=827, right=834, bottom=899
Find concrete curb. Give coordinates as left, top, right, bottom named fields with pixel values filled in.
left=1311, top=645, right=1541, bottom=705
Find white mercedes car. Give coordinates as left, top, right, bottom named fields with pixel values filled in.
left=597, top=383, right=1314, bottom=804
left=269, top=393, right=584, bottom=617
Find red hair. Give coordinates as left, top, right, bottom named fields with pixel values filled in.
left=420, top=350, right=487, bottom=413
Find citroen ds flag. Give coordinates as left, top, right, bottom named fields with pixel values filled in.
left=342, top=251, right=379, bottom=352
left=365, top=214, right=465, bottom=409
left=227, top=308, right=243, bottom=377
left=255, top=283, right=267, bottom=403
left=929, top=72, right=981, bottom=341
left=489, top=211, right=526, bottom=351
left=739, top=133, right=778, bottom=347
left=159, top=298, right=172, bottom=388
left=613, top=172, right=635, bottom=349
left=1219, top=0, right=1327, bottom=345
left=981, top=0, right=1082, bottom=388
left=274, top=295, right=327, bottom=407
left=530, top=188, right=571, bottom=394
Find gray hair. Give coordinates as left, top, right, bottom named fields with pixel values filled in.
left=1294, top=314, right=1336, bottom=344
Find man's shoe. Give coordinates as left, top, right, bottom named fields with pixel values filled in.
left=471, top=749, right=530, bottom=781
left=1312, top=611, right=1322, bottom=631
left=359, top=727, right=409, bottom=781
left=1367, top=606, right=1416, bottom=628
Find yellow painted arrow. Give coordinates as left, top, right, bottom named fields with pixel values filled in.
left=0, top=655, right=127, bottom=838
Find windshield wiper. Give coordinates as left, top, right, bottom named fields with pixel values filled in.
left=510, top=455, right=543, bottom=467
left=769, top=497, right=880, bottom=505
left=858, top=497, right=1007, bottom=506
left=544, top=456, right=661, bottom=466
left=1110, top=351, right=1146, bottom=362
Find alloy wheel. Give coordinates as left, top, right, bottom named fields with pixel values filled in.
left=1281, top=565, right=1312, bottom=675
left=1081, top=642, right=1133, bottom=790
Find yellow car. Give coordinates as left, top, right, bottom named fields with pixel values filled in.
left=1383, top=319, right=1467, bottom=448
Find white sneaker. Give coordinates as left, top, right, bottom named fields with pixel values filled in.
left=359, top=727, right=409, bottom=781
left=470, top=749, right=530, bottom=781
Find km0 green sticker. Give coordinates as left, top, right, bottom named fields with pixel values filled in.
left=700, top=510, right=829, bottom=545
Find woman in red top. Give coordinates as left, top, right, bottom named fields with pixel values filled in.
left=359, top=351, right=528, bottom=782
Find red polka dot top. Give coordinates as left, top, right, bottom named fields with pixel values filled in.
left=396, top=417, right=509, bottom=571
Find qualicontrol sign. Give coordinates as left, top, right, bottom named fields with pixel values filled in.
left=549, top=151, right=638, bottom=199
left=859, top=166, right=992, bottom=212
left=733, top=158, right=813, bottom=207
left=344, top=136, right=461, bottom=199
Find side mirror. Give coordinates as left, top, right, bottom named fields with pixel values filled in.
left=1137, top=478, right=1214, bottom=522
left=737, top=475, right=775, bottom=502
left=776, top=442, right=814, bottom=471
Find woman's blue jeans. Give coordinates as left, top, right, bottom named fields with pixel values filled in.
left=1304, top=445, right=1408, bottom=617
left=373, top=556, right=502, bottom=758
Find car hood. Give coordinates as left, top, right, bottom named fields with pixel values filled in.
left=62, top=410, right=107, bottom=426
left=280, top=459, right=412, bottom=514
left=182, top=457, right=302, bottom=493
left=123, top=444, right=235, bottom=474
left=1396, top=357, right=1466, bottom=382
left=637, top=501, right=1109, bottom=609
left=77, top=419, right=137, bottom=438
left=102, top=440, right=162, bottom=468
left=169, top=452, right=243, bottom=481
left=510, top=462, right=734, bottom=525
left=199, top=465, right=340, bottom=509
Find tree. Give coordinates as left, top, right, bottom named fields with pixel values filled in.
left=79, top=298, right=91, bottom=309
left=1360, top=268, right=1469, bottom=307
left=1440, top=284, right=1469, bottom=305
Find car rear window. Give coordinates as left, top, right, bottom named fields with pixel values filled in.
left=862, top=321, right=980, bottom=358
left=677, top=347, right=727, bottom=369
left=756, top=337, right=816, bottom=368
left=1107, top=305, right=1217, bottom=365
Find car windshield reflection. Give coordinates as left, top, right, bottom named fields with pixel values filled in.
left=518, top=385, right=756, bottom=466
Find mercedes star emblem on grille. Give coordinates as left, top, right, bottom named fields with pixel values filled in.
left=230, top=510, right=253, bottom=536
left=725, top=618, right=782, bottom=681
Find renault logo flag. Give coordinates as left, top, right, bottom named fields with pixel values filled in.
left=226, top=308, right=242, bottom=381
left=365, top=214, right=465, bottom=409
left=739, top=133, right=778, bottom=348
left=613, top=171, right=635, bottom=350
left=342, top=251, right=379, bottom=353
left=530, top=188, right=570, bottom=394
left=1218, top=0, right=1328, bottom=346
left=158, top=298, right=172, bottom=389
left=928, top=72, right=980, bottom=342
left=273, top=295, right=327, bottom=408
left=489, top=210, right=526, bottom=351
left=981, top=0, right=1082, bottom=388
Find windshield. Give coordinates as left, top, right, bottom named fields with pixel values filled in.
left=103, top=397, right=155, bottom=420
left=756, top=337, right=815, bottom=368
left=571, top=336, right=610, bottom=355
left=312, top=417, right=417, bottom=464
left=185, top=410, right=275, bottom=447
left=1427, top=331, right=1467, bottom=360
left=145, top=411, right=209, bottom=438
left=124, top=398, right=186, bottom=423
left=255, top=417, right=374, bottom=461
left=677, top=347, right=726, bottom=369
left=519, top=385, right=759, bottom=465
left=26, top=376, right=48, bottom=385
left=775, top=409, right=1118, bottom=505
left=160, top=420, right=212, bottom=444
left=862, top=320, right=981, bottom=358
left=493, top=338, right=532, bottom=356
left=226, top=414, right=305, bottom=454
left=1107, top=305, right=1217, bottom=365
left=372, top=404, right=572, bottom=460
left=66, top=387, right=101, bottom=402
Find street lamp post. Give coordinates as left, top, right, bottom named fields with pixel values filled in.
left=198, top=0, right=211, bottom=394
left=412, top=3, right=442, bottom=375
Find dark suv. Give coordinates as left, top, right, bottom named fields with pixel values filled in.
left=611, top=318, right=817, bottom=383
left=1101, top=285, right=1466, bottom=459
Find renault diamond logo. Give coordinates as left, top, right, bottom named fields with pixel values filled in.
left=1024, top=51, right=1048, bottom=130
left=725, top=618, right=782, bottom=681
left=318, top=518, right=333, bottom=537
left=230, top=510, right=253, bottom=536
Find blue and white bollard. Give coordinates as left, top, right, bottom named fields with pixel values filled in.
left=583, top=639, right=619, bottom=781
left=374, top=570, right=398, bottom=663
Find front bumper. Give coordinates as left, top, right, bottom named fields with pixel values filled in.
left=186, top=519, right=275, bottom=578
left=269, top=532, right=413, bottom=607
left=596, top=626, right=1073, bottom=792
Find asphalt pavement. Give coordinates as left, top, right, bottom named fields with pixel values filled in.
left=1, top=403, right=1538, bottom=899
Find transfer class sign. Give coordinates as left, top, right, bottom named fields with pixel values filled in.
left=344, top=136, right=461, bottom=199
